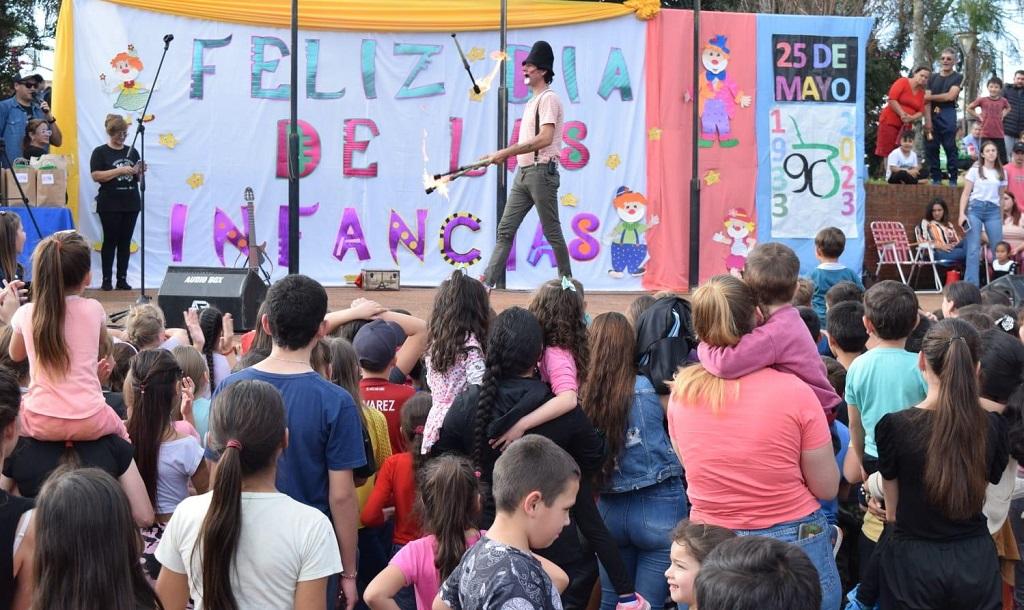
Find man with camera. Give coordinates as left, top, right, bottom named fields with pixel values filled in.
left=0, top=73, right=63, bottom=165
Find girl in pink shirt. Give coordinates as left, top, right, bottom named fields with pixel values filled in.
left=9, top=231, right=128, bottom=441
left=422, top=271, right=490, bottom=454
left=364, top=454, right=483, bottom=610
left=491, top=277, right=589, bottom=449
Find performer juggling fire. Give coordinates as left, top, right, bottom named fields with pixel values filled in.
left=479, top=40, right=571, bottom=287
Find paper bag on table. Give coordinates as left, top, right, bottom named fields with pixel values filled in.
left=35, top=167, right=66, bottom=207
left=2, top=162, right=36, bottom=207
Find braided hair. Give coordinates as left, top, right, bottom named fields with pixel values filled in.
left=473, top=307, right=544, bottom=471
left=199, top=306, right=224, bottom=388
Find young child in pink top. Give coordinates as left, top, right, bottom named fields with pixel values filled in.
left=364, top=454, right=483, bottom=610
left=490, top=277, right=589, bottom=450
left=9, top=232, right=128, bottom=441
left=697, top=243, right=841, bottom=422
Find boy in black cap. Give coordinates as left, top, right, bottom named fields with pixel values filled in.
left=0, top=73, right=62, bottom=165
left=481, top=40, right=570, bottom=287
left=353, top=314, right=427, bottom=454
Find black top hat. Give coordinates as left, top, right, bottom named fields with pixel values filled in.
left=523, top=41, right=555, bottom=79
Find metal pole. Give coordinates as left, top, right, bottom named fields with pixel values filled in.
left=688, top=0, right=701, bottom=289
left=496, top=0, right=508, bottom=289
left=287, top=0, right=300, bottom=274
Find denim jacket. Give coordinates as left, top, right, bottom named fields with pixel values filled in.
left=603, top=375, right=683, bottom=493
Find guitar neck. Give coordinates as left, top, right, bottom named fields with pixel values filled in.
left=246, top=203, right=258, bottom=269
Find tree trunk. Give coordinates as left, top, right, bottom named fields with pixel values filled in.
left=912, top=0, right=926, bottom=69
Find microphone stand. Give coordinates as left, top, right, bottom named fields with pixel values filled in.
left=124, top=33, right=173, bottom=304
left=0, top=140, right=42, bottom=238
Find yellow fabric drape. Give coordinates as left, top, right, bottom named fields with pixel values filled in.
left=103, top=0, right=633, bottom=31
left=52, top=0, right=80, bottom=221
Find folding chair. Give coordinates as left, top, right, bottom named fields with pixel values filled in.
left=869, top=221, right=941, bottom=293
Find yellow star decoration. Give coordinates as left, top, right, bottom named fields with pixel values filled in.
left=466, top=47, right=485, bottom=62
left=560, top=193, right=578, bottom=207
left=129, top=240, right=140, bottom=253
left=158, top=132, right=179, bottom=149
left=606, top=154, right=621, bottom=170
left=186, top=172, right=205, bottom=189
left=648, top=127, right=662, bottom=141
left=703, top=169, right=721, bottom=186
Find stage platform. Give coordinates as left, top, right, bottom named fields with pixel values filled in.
left=89, top=285, right=944, bottom=327
left=90, top=286, right=653, bottom=325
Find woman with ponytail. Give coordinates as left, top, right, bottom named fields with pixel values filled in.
left=9, top=231, right=129, bottom=441
left=667, top=275, right=840, bottom=610
left=875, top=319, right=1008, bottom=608
left=432, top=307, right=644, bottom=610
left=155, top=379, right=342, bottom=609
left=127, top=349, right=209, bottom=582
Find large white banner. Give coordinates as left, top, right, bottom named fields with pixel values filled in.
left=71, top=0, right=647, bottom=290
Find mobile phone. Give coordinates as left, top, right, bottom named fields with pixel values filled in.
left=961, top=217, right=972, bottom=232
left=797, top=523, right=823, bottom=540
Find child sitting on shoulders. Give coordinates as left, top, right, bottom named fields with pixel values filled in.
left=9, top=231, right=128, bottom=441
left=697, top=243, right=842, bottom=423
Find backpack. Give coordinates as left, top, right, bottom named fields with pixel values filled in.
left=635, top=296, right=697, bottom=394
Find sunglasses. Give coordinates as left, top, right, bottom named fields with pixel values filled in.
left=17, top=81, right=39, bottom=89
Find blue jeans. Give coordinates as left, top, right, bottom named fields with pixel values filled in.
left=732, top=510, right=840, bottom=610
left=597, top=477, right=688, bottom=610
left=965, top=199, right=1003, bottom=285
left=935, top=240, right=967, bottom=264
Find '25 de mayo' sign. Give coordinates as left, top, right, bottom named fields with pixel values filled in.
left=772, top=35, right=858, bottom=103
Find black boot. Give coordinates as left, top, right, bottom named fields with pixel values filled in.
left=115, top=278, right=132, bottom=290
left=101, top=278, right=113, bottom=291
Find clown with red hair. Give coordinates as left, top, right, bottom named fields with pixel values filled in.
left=606, top=186, right=658, bottom=278
left=101, top=45, right=152, bottom=112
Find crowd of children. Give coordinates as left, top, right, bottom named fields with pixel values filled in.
left=4, top=220, right=1024, bottom=610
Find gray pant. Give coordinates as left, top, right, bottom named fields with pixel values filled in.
left=483, top=164, right=572, bottom=285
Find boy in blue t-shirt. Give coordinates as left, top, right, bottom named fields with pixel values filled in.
left=216, top=274, right=366, bottom=609
left=809, top=227, right=863, bottom=327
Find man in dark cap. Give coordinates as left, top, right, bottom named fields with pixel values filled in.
left=0, top=72, right=62, bottom=166
left=481, top=40, right=570, bottom=286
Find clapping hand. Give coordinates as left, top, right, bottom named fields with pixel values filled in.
left=183, top=309, right=205, bottom=351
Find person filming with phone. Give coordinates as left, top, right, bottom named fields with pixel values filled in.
left=0, top=73, right=62, bottom=165
left=959, top=139, right=1007, bottom=286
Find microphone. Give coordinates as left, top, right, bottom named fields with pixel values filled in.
left=451, top=34, right=481, bottom=95
left=163, top=34, right=174, bottom=49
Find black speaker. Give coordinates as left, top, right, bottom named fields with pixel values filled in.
left=982, top=275, right=1024, bottom=307
left=157, top=267, right=267, bottom=331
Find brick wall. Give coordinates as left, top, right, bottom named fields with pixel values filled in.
left=864, top=182, right=963, bottom=283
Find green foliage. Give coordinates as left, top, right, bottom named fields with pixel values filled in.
left=0, top=0, right=59, bottom=96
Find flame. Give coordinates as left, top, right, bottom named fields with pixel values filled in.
left=422, top=129, right=450, bottom=198
left=469, top=59, right=504, bottom=102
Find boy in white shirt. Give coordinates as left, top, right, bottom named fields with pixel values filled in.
left=886, top=132, right=922, bottom=184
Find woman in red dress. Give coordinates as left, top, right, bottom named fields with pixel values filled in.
left=875, top=66, right=930, bottom=160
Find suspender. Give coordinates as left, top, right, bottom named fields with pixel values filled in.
left=534, top=89, right=551, bottom=164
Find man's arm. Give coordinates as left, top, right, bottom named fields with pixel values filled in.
left=927, top=85, right=961, bottom=104
left=377, top=310, right=427, bottom=378
left=328, top=469, right=360, bottom=610
left=487, top=124, right=554, bottom=165
left=42, top=101, right=63, bottom=148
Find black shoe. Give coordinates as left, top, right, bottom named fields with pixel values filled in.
left=115, top=280, right=132, bottom=291
left=101, top=279, right=113, bottom=291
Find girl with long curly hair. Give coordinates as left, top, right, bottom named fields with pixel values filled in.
left=582, top=312, right=685, bottom=610
left=491, top=277, right=589, bottom=449
left=421, top=270, right=491, bottom=453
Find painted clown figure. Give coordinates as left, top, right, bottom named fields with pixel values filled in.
left=712, top=207, right=756, bottom=275
left=698, top=35, right=752, bottom=148
left=101, top=45, right=152, bottom=113
left=607, top=186, right=658, bottom=278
